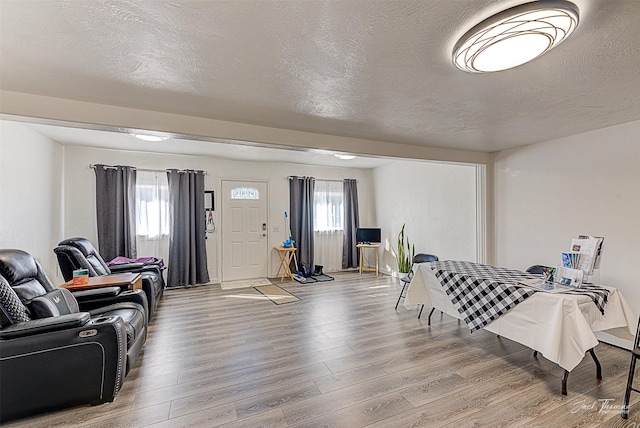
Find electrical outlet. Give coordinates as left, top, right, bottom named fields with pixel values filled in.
left=273, top=226, right=279, bottom=232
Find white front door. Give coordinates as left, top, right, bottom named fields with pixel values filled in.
left=221, top=180, right=269, bottom=282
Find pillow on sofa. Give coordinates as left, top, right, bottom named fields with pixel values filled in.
left=0, top=275, right=31, bottom=327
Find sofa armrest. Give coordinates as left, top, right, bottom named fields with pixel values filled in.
left=109, top=262, right=145, bottom=272
left=111, top=264, right=164, bottom=280
left=0, top=313, right=91, bottom=339
left=71, top=286, right=121, bottom=301
left=0, top=315, right=127, bottom=421
left=76, top=289, right=149, bottom=320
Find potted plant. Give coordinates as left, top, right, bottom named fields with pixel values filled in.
left=397, top=223, right=415, bottom=273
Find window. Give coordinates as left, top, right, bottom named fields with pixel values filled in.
left=135, top=171, right=170, bottom=238
left=231, top=187, right=260, bottom=200
left=313, top=180, right=343, bottom=231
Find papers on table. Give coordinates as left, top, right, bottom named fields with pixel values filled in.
left=554, top=266, right=584, bottom=287
left=516, top=278, right=573, bottom=293
left=578, top=235, right=605, bottom=269
left=562, top=251, right=581, bottom=270
left=570, top=236, right=604, bottom=275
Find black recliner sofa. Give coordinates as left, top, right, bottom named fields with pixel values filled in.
left=54, top=237, right=164, bottom=319
left=0, top=249, right=147, bottom=422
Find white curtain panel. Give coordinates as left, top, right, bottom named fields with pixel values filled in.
left=313, top=180, right=343, bottom=231
left=314, top=230, right=343, bottom=272
left=313, top=180, right=344, bottom=272
left=135, top=170, right=170, bottom=266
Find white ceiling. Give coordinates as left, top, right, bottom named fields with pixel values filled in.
left=20, top=121, right=391, bottom=168
left=1, top=0, right=639, bottom=165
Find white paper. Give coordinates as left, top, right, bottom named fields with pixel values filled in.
left=555, top=265, right=584, bottom=287
left=578, top=235, right=605, bottom=269
left=517, top=278, right=572, bottom=293
left=570, top=238, right=598, bottom=274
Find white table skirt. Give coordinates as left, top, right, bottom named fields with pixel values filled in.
left=405, top=263, right=636, bottom=372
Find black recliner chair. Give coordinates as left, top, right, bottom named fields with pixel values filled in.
left=0, top=249, right=147, bottom=422
left=54, top=237, right=164, bottom=319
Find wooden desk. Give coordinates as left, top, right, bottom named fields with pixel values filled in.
left=61, top=273, right=143, bottom=291
left=274, top=246, right=297, bottom=282
left=357, top=243, right=379, bottom=276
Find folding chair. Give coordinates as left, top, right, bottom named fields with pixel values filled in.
left=395, top=253, right=438, bottom=312
left=622, top=315, right=640, bottom=418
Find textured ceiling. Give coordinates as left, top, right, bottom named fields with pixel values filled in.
left=1, top=0, right=640, bottom=159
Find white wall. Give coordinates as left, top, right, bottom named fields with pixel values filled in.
left=494, top=119, right=640, bottom=347
left=0, top=121, right=64, bottom=278
left=373, top=159, right=479, bottom=274
left=63, top=146, right=375, bottom=282
left=0, top=121, right=478, bottom=285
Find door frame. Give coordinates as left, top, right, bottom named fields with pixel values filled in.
left=220, top=178, right=270, bottom=282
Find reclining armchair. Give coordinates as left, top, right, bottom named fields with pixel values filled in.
left=0, top=249, right=147, bottom=422
left=54, top=237, right=164, bottom=319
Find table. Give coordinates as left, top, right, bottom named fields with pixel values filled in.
left=357, top=243, right=379, bottom=276
left=274, top=246, right=297, bottom=282
left=61, top=272, right=143, bottom=291
left=405, top=261, right=635, bottom=394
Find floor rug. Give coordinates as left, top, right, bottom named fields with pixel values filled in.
left=294, top=275, right=317, bottom=283
left=253, top=284, right=301, bottom=304
left=293, top=273, right=334, bottom=283
left=221, top=278, right=272, bottom=290
left=312, top=273, right=334, bottom=282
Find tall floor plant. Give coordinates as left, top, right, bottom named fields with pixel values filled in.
left=397, top=223, right=415, bottom=273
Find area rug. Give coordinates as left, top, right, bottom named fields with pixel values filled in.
left=294, top=275, right=316, bottom=283
left=221, top=278, right=272, bottom=290
left=293, top=273, right=334, bottom=283
left=253, top=284, right=301, bottom=305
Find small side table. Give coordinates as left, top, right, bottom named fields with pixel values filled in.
left=274, top=246, right=297, bottom=282
left=357, top=243, right=379, bottom=276
left=60, top=273, right=143, bottom=291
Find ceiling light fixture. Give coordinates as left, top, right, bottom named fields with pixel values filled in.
left=334, top=154, right=356, bottom=160
left=133, top=134, right=170, bottom=142
left=453, top=0, right=579, bottom=73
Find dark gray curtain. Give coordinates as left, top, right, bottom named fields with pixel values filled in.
left=167, top=169, right=210, bottom=287
left=342, top=178, right=359, bottom=269
left=94, top=164, right=137, bottom=261
left=289, top=176, right=315, bottom=272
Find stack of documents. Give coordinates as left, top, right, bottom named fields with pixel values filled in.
left=516, top=278, right=572, bottom=293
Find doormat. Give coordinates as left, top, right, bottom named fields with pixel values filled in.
left=293, top=273, right=334, bottom=283
left=221, top=278, right=272, bottom=290
left=253, top=284, right=301, bottom=305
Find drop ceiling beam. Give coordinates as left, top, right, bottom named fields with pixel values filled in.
left=0, top=90, right=494, bottom=165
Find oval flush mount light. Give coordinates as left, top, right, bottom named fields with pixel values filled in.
left=133, top=134, right=170, bottom=142
left=335, top=154, right=356, bottom=160
left=453, top=0, right=579, bottom=73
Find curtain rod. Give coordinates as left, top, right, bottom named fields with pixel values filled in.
left=287, top=176, right=358, bottom=183
left=89, top=164, right=208, bottom=175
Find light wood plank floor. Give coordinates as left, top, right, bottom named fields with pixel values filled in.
left=5, top=272, right=640, bottom=427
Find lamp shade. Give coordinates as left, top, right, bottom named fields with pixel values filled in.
left=453, top=0, right=579, bottom=73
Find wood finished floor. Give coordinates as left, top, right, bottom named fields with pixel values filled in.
left=6, top=272, right=640, bottom=428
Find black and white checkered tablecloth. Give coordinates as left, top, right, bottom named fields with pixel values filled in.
left=426, top=260, right=609, bottom=332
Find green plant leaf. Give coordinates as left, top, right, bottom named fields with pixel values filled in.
left=397, top=223, right=412, bottom=273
